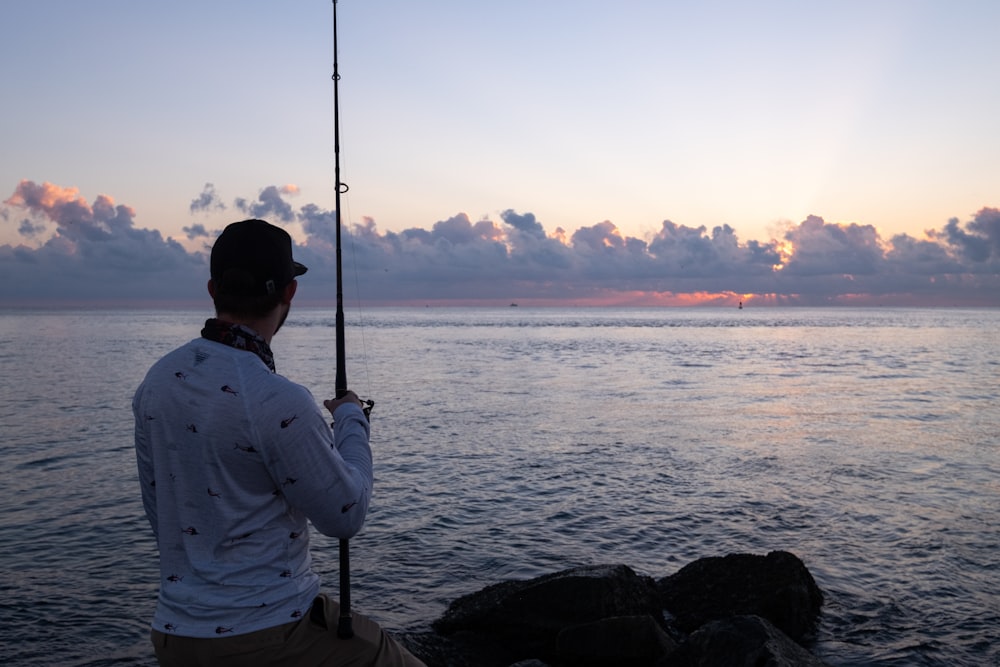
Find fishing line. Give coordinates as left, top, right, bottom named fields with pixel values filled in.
left=339, top=188, right=375, bottom=403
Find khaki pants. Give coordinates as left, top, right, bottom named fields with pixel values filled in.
left=151, top=594, right=425, bottom=667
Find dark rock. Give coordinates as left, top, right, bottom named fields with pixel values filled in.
left=657, top=550, right=823, bottom=642
left=434, top=564, right=662, bottom=634
left=556, top=615, right=678, bottom=666
left=431, top=564, right=665, bottom=665
left=400, top=629, right=525, bottom=667
left=663, top=615, right=830, bottom=667
left=402, top=553, right=829, bottom=666
left=396, top=631, right=476, bottom=667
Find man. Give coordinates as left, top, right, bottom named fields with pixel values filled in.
left=133, top=219, right=423, bottom=666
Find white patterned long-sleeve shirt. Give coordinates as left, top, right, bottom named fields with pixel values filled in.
left=133, top=336, right=372, bottom=638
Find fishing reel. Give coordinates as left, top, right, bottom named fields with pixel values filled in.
left=330, top=398, right=374, bottom=428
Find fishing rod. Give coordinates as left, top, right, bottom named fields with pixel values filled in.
left=331, top=0, right=373, bottom=640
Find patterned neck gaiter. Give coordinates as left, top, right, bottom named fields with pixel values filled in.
left=200, top=318, right=276, bottom=372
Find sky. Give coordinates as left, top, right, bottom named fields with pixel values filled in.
left=1, top=0, right=999, bottom=307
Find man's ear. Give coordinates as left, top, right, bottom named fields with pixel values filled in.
left=207, top=279, right=216, bottom=299
left=283, top=280, right=298, bottom=304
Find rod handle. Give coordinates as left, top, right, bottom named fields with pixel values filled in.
left=337, top=537, right=353, bottom=639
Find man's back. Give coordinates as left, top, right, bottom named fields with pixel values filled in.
left=134, top=335, right=371, bottom=638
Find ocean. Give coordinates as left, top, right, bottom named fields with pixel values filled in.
left=0, top=306, right=997, bottom=666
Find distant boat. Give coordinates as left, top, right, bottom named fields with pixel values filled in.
left=510, top=303, right=518, bottom=307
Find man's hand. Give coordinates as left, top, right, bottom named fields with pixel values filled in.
left=324, top=391, right=363, bottom=416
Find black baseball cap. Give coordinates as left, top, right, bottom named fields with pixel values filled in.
left=210, top=219, right=308, bottom=296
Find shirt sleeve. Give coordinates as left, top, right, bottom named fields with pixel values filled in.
left=259, top=385, right=373, bottom=539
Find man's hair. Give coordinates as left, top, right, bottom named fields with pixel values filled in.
left=213, top=291, right=284, bottom=320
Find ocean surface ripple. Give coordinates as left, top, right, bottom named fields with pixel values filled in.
left=0, top=307, right=997, bottom=666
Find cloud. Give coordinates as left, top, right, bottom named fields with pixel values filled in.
left=189, top=183, right=226, bottom=214
left=930, top=207, right=1000, bottom=264
left=2, top=179, right=999, bottom=306
left=648, top=221, right=781, bottom=279
left=1, top=180, right=205, bottom=303
left=234, top=184, right=299, bottom=223
left=18, top=217, right=46, bottom=238
left=780, top=215, right=886, bottom=276
left=183, top=223, right=211, bottom=240
left=966, top=207, right=1000, bottom=257
left=501, top=209, right=546, bottom=239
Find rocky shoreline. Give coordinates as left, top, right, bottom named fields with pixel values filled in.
left=396, top=550, right=828, bottom=667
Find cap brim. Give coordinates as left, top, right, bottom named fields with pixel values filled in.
left=293, top=261, right=308, bottom=277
